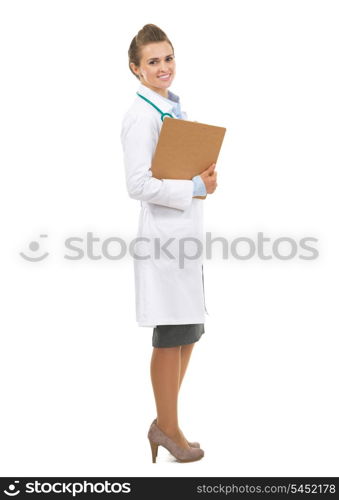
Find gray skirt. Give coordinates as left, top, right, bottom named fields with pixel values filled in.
left=152, top=323, right=205, bottom=348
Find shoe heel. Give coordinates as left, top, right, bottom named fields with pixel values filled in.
left=149, top=439, right=158, bottom=463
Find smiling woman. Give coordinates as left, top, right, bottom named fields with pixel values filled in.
left=128, top=25, right=176, bottom=98
left=121, top=23, right=217, bottom=464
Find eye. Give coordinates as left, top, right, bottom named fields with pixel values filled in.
left=149, top=56, right=174, bottom=65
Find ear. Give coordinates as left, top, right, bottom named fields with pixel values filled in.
left=130, top=63, right=139, bottom=77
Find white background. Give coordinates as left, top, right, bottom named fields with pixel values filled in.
left=1, top=0, right=338, bottom=477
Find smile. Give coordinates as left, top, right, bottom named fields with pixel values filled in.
left=158, top=73, right=171, bottom=80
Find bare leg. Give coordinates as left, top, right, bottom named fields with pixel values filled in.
left=177, top=343, right=196, bottom=441
left=178, top=342, right=195, bottom=390
left=150, top=346, right=190, bottom=449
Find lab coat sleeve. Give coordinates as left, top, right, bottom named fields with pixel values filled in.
left=120, top=112, right=194, bottom=211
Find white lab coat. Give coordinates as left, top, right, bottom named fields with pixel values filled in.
left=120, top=83, right=208, bottom=327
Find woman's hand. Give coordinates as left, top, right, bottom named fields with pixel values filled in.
left=200, top=163, right=218, bottom=194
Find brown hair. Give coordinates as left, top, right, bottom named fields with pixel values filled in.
left=128, top=24, right=174, bottom=80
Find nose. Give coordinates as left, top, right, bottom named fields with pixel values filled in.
left=160, top=60, right=170, bottom=73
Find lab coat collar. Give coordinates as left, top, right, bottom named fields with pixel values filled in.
left=137, top=83, right=181, bottom=115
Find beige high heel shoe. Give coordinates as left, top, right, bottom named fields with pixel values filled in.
left=152, top=418, right=200, bottom=448
left=148, top=420, right=204, bottom=463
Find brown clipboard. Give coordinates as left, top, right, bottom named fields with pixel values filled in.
left=151, top=117, right=226, bottom=199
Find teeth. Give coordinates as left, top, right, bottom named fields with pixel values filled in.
left=159, top=74, right=170, bottom=79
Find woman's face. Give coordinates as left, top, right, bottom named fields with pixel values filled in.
left=131, top=41, right=176, bottom=96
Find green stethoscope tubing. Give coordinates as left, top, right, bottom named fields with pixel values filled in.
left=136, top=92, right=174, bottom=121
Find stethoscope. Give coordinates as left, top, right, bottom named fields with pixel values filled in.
left=136, top=92, right=174, bottom=121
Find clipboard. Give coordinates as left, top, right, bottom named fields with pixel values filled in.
left=151, top=118, right=226, bottom=199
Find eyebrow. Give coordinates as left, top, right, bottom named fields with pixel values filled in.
left=146, top=54, right=174, bottom=62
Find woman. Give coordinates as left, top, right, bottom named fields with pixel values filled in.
left=120, top=24, right=217, bottom=463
